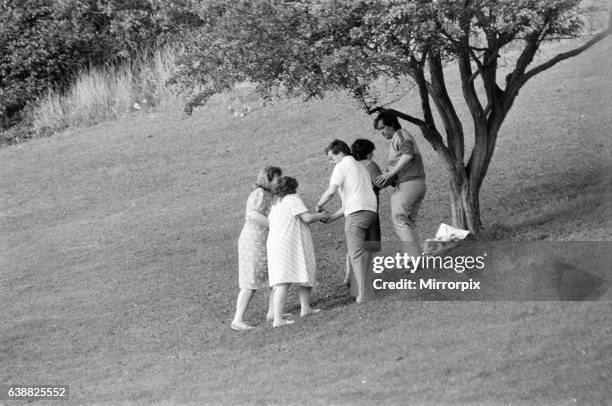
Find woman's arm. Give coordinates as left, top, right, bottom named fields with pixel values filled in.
left=246, top=210, right=269, bottom=228
left=298, top=211, right=330, bottom=224
left=366, top=161, right=384, bottom=191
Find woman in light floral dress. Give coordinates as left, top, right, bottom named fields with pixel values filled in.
left=231, top=166, right=282, bottom=331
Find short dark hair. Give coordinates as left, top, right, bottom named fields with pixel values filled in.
left=351, top=139, right=375, bottom=161
left=275, top=176, right=298, bottom=198
left=373, top=109, right=401, bottom=130
left=324, top=139, right=352, bottom=156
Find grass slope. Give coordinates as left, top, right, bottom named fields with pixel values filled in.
left=1, top=40, right=611, bottom=405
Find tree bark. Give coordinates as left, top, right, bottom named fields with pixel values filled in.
left=442, top=150, right=482, bottom=233
left=448, top=177, right=466, bottom=230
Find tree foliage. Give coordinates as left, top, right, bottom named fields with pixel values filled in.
left=175, top=0, right=610, bottom=231
left=0, top=0, right=202, bottom=128
left=176, top=1, right=608, bottom=110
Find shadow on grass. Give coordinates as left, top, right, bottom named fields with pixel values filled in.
left=308, top=239, right=611, bottom=306
left=490, top=165, right=611, bottom=238
left=279, top=164, right=610, bottom=313
left=284, top=283, right=355, bottom=314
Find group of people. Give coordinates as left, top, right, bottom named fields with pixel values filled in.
left=231, top=109, right=427, bottom=330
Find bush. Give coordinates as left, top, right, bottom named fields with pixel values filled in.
left=0, top=0, right=202, bottom=129
left=0, top=0, right=107, bottom=127
left=23, top=45, right=184, bottom=136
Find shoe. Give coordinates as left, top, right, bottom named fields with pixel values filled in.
left=231, top=322, right=254, bottom=331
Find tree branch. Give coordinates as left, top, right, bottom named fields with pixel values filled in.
left=469, top=45, right=489, bottom=52
left=367, top=106, right=425, bottom=127
left=458, top=25, right=485, bottom=121
left=483, top=102, right=492, bottom=118
left=429, top=51, right=465, bottom=162
left=467, top=70, right=480, bottom=85
left=522, top=26, right=611, bottom=84
left=502, top=34, right=540, bottom=111
left=505, top=11, right=611, bottom=113
left=355, top=88, right=372, bottom=114
left=468, top=48, right=485, bottom=72
left=411, top=54, right=436, bottom=128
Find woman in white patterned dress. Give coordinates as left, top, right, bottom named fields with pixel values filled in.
left=231, top=166, right=282, bottom=331
left=267, top=176, right=329, bottom=327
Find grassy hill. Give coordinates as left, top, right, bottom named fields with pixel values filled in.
left=1, top=39, right=611, bottom=404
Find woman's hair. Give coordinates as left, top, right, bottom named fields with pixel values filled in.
left=255, top=166, right=282, bottom=191
left=373, top=109, right=401, bottom=131
left=275, top=176, right=298, bottom=198
left=324, top=139, right=352, bottom=156
left=351, top=138, right=375, bottom=161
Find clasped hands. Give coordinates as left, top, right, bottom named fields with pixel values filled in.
left=314, top=205, right=336, bottom=224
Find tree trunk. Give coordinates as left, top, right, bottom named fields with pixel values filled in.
left=461, top=181, right=482, bottom=232
left=440, top=124, right=487, bottom=234
left=449, top=179, right=466, bottom=229
left=447, top=171, right=481, bottom=233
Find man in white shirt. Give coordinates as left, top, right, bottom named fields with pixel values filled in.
left=316, top=139, right=378, bottom=303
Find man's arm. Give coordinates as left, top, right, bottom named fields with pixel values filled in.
left=321, top=207, right=344, bottom=223
left=377, top=154, right=412, bottom=185
left=315, top=183, right=339, bottom=212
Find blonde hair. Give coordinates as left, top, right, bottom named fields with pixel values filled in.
left=254, top=166, right=282, bottom=191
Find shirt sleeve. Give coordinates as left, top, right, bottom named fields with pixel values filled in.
left=329, top=163, right=344, bottom=187
left=394, top=131, right=415, bottom=155
left=246, top=188, right=267, bottom=214
left=287, top=195, right=309, bottom=217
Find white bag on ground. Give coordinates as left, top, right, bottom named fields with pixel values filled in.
left=423, top=223, right=470, bottom=255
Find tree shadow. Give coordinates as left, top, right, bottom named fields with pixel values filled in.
left=486, top=165, right=611, bottom=238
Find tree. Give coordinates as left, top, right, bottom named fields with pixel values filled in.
left=175, top=0, right=611, bottom=232
left=96, top=0, right=203, bottom=58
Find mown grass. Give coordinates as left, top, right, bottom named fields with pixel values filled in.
left=0, top=39, right=611, bottom=405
